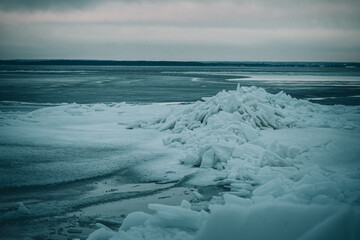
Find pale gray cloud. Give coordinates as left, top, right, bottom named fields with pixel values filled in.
left=0, top=0, right=104, bottom=11
left=0, top=0, right=359, bottom=61
left=1, top=0, right=359, bottom=29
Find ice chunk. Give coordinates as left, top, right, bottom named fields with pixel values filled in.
left=240, top=122, right=259, bottom=141
left=181, top=200, right=192, bottom=209
left=200, top=149, right=215, bottom=168
left=147, top=203, right=207, bottom=230
left=260, top=150, right=288, bottom=167
left=252, top=176, right=289, bottom=198
left=212, top=144, right=234, bottom=163
left=87, top=227, right=116, bottom=240
left=120, top=212, right=151, bottom=231
left=17, top=202, right=29, bottom=215
left=193, top=191, right=206, bottom=201
left=180, top=152, right=200, bottom=166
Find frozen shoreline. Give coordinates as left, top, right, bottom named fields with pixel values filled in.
left=0, top=181, right=209, bottom=239
left=1, top=86, right=360, bottom=239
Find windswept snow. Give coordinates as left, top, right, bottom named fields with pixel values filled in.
left=89, top=86, right=360, bottom=240
left=0, top=102, right=185, bottom=188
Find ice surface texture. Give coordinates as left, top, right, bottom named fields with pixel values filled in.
left=89, top=86, right=360, bottom=240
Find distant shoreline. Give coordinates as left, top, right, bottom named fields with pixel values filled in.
left=1, top=59, right=359, bottom=67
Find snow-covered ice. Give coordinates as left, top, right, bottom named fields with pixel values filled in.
left=87, top=85, right=360, bottom=240
left=0, top=102, right=181, bottom=187
left=1, top=85, right=359, bottom=239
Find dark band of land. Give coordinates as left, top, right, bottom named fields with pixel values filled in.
left=1, top=59, right=359, bottom=67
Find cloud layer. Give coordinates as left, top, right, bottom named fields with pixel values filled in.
left=0, top=0, right=359, bottom=61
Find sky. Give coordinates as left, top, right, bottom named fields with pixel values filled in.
left=0, top=0, right=359, bottom=62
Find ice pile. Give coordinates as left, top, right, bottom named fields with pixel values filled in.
left=132, top=85, right=355, bottom=170
left=88, top=86, right=360, bottom=240
left=147, top=85, right=356, bottom=131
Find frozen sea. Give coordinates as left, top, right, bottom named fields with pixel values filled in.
left=0, top=61, right=360, bottom=239
left=1, top=62, right=360, bottom=108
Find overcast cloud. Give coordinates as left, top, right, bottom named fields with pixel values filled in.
left=0, top=0, right=359, bottom=61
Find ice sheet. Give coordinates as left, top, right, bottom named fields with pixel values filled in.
left=0, top=103, right=181, bottom=187
left=1, top=85, right=359, bottom=239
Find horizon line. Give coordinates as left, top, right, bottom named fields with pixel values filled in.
left=1, top=59, right=360, bottom=65
left=1, top=58, right=360, bottom=63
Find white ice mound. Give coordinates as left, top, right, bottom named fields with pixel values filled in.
left=136, top=85, right=354, bottom=169
left=155, top=85, right=290, bottom=132
left=143, top=85, right=356, bottom=133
